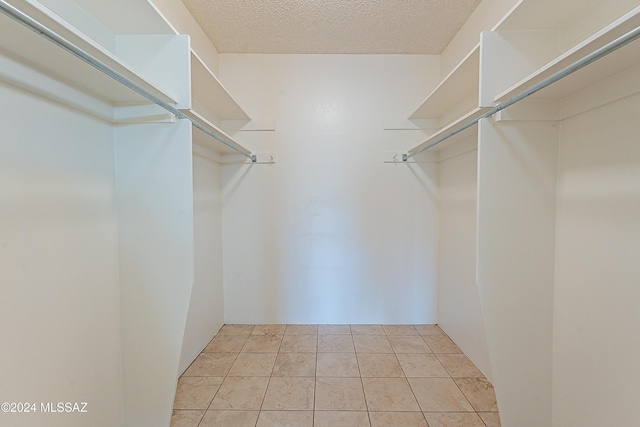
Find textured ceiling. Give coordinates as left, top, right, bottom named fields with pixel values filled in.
left=180, top=0, right=482, bottom=54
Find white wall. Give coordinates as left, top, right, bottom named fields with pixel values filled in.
left=437, top=144, right=493, bottom=381
left=477, top=119, right=558, bottom=427
left=178, top=150, right=225, bottom=374
left=552, top=93, right=640, bottom=427
left=219, top=54, right=440, bottom=324
left=115, top=121, right=194, bottom=427
left=0, top=81, right=123, bottom=426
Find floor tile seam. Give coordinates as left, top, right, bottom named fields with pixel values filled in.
left=379, top=353, right=424, bottom=415
left=206, top=326, right=257, bottom=417
left=193, top=406, right=207, bottom=427
left=390, top=347, right=412, bottom=381
left=256, top=370, right=272, bottom=416
left=199, top=347, right=242, bottom=415
left=448, top=377, right=477, bottom=413
left=354, top=346, right=371, bottom=418
left=314, top=333, right=319, bottom=413
left=476, top=411, right=498, bottom=427
left=195, top=329, right=250, bottom=427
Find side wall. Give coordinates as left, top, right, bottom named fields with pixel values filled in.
left=437, top=145, right=493, bottom=381
left=179, top=151, right=225, bottom=374
left=219, top=54, right=440, bottom=324
left=0, top=81, right=123, bottom=426
left=553, top=92, right=640, bottom=427
left=115, top=121, right=195, bottom=427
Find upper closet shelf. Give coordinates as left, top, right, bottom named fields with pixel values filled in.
left=406, top=107, right=488, bottom=159
left=494, top=7, right=640, bottom=102
left=410, top=44, right=479, bottom=119
left=0, top=0, right=189, bottom=108
left=183, top=108, right=254, bottom=159
left=496, top=0, right=603, bottom=31
left=190, top=51, right=250, bottom=122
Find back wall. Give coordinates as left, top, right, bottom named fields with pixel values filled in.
left=219, top=54, right=440, bottom=324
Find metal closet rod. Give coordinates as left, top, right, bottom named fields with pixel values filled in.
left=404, top=24, right=640, bottom=161
left=0, top=0, right=256, bottom=162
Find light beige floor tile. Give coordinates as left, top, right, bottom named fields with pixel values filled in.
left=272, top=353, right=316, bottom=377
left=369, top=412, right=427, bottom=427
left=436, top=354, right=484, bottom=377
left=362, top=377, right=421, bottom=411
left=173, top=376, right=223, bottom=409
left=423, top=334, right=461, bottom=354
left=262, top=377, right=315, bottom=410
left=318, top=334, right=355, bottom=352
left=414, top=325, right=446, bottom=337
left=396, top=354, right=449, bottom=378
left=382, top=325, right=420, bottom=336
left=241, top=334, right=283, bottom=353
left=357, top=353, right=404, bottom=377
left=280, top=334, right=317, bottom=353
left=209, top=376, right=269, bottom=410
left=183, top=353, right=237, bottom=377
left=424, top=412, right=486, bottom=427
left=285, top=324, right=319, bottom=335
left=170, top=409, right=205, bottom=427
left=317, top=352, right=360, bottom=377
left=454, top=377, right=498, bottom=412
left=351, top=325, right=385, bottom=335
left=204, top=334, right=247, bottom=353
left=353, top=335, right=393, bottom=353
left=256, top=411, right=313, bottom=427
left=314, top=410, right=371, bottom=427
left=252, top=324, right=287, bottom=336
left=227, top=352, right=277, bottom=376
left=388, top=336, right=432, bottom=353
left=408, top=378, right=474, bottom=412
left=199, top=410, right=259, bottom=427
left=218, top=324, right=255, bottom=336
left=173, top=325, right=500, bottom=427
left=319, top=324, right=352, bottom=334
left=315, top=377, right=367, bottom=410
left=478, top=412, right=502, bottom=427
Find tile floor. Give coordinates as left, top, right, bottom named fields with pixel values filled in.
left=171, top=324, right=501, bottom=427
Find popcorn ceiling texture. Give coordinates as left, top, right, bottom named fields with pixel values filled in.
left=180, top=0, right=482, bottom=54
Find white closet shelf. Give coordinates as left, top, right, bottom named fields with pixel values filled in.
left=494, top=8, right=640, bottom=102
left=191, top=51, right=250, bottom=122
left=70, top=0, right=173, bottom=35
left=0, top=0, right=179, bottom=106
left=496, top=0, right=603, bottom=31
left=410, top=44, right=479, bottom=119
left=182, top=109, right=253, bottom=157
left=408, top=107, right=488, bottom=156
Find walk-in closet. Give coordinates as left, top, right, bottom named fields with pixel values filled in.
left=1, top=0, right=638, bottom=426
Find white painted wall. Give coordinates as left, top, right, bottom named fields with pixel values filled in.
left=0, top=80, right=122, bottom=426
left=219, top=54, right=440, bottom=324
left=437, top=143, right=493, bottom=381
left=115, top=121, right=194, bottom=427
left=552, top=93, right=640, bottom=427
left=178, top=150, right=225, bottom=374
left=477, top=119, right=558, bottom=427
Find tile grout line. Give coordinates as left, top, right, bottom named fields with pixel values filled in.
left=195, top=325, right=252, bottom=427
left=352, top=329, right=373, bottom=427
left=254, top=325, right=285, bottom=425
left=392, top=326, right=430, bottom=426
left=313, top=328, right=319, bottom=426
